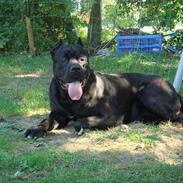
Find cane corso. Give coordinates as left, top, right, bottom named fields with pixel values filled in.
left=25, top=38, right=183, bottom=138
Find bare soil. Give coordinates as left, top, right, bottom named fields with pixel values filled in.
left=8, top=115, right=183, bottom=165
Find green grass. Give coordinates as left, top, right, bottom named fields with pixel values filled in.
left=0, top=55, right=51, bottom=117
left=0, top=53, right=183, bottom=182
left=0, top=53, right=182, bottom=118
left=0, top=126, right=183, bottom=183
left=91, top=53, right=178, bottom=82
left=87, top=124, right=160, bottom=148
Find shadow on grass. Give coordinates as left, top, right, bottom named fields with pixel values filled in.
left=0, top=53, right=183, bottom=182
left=0, top=115, right=183, bottom=182
left=0, top=53, right=182, bottom=118
left=0, top=74, right=50, bottom=118
left=0, top=137, right=183, bottom=182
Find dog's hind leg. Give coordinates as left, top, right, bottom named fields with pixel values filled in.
left=169, top=113, right=183, bottom=123
left=74, top=115, right=117, bottom=134
left=137, top=80, right=183, bottom=124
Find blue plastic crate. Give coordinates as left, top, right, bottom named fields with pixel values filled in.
left=116, top=34, right=162, bottom=55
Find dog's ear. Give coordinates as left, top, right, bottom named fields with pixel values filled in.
left=50, top=40, right=63, bottom=57
left=76, top=37, right=83, bottom=47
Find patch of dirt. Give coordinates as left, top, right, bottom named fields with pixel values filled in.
left=7, top=116, right=183, bottom=165
left=152, top=124, right=183, bottom=164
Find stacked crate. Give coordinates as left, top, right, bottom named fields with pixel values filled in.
left=116, top=34, right=162, bottom=55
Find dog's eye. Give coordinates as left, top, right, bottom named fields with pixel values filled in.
left=62, top=57, right=68, bottom=63
left=79, top=57, right=86, bottom=62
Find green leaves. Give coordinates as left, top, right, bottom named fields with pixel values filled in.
left=0, top=0, right=78, bottom=53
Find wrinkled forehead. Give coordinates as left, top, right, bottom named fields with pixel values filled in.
left=55, top=45, right=88, bottom=60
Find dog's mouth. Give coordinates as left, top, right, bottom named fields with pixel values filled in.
left=67, top=81, right=83, bottom=100
left=59, top=80, right=87, bottom=101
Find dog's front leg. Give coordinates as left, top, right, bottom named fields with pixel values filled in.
left=24, top=111, right=69, bottom=139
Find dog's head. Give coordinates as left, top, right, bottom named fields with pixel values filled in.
left=50, top=38, right=91, bottom=101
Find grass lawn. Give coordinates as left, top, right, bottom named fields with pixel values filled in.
left=0, top=53, right=183, bottom=182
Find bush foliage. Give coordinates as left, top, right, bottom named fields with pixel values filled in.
left=0, top=0, right=182, bottom=54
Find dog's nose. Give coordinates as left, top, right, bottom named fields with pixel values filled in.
left=70, top=64, right=81, bottom=73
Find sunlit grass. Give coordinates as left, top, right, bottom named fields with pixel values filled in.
left=0, top=53, right=183, bottom=182
left=87, top=124, right=161, bottom=148
left=0, top=126, right=183, bottom=183
left=0, top=53, right=182, bottom=117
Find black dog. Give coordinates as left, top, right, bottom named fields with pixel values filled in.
left=25, top=38, right=183, bottom=138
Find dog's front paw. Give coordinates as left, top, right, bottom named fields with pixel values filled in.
left=24, top=128, right=47, bottom=139
left=74, top=121, right=84, bottom=136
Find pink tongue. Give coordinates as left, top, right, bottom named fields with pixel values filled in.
left=67, top=82, right=83, bottom=100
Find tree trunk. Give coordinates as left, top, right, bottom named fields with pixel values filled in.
left=26, top=17, right=36, bottom=56
left=87, top=0, right=101, bottom=49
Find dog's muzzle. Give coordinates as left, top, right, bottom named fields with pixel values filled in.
left=56, top=72, right=90, bottom=101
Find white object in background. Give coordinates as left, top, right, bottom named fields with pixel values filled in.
left=173, top=52, right=183, bottom=92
